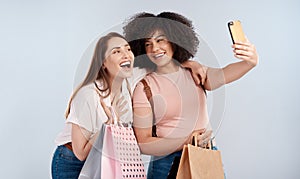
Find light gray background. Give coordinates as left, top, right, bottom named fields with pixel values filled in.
left=1, top=0, right=299, bottom=178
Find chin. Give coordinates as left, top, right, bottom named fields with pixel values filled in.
left=120, top=71, right=133, bottom=78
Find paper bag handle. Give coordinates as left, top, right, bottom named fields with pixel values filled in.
left=192, top=133, right=213, bottom=149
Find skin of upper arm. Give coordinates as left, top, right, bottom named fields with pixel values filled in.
left=204, top=67, right=226, bottom=91
left=133, top=107, right=153, bottom=143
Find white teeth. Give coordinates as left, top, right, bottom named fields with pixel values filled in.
left=154, top=53, right=164, bottom=58
left=120, top=61, right=131, bottom=67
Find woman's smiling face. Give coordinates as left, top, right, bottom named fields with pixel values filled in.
left=103, top=37, right=134, bottom=79
left=144, top=30, right=174, bottom=68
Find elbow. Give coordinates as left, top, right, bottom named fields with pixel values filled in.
left=139, top=145, right=147, bottom=155
left=76, top=154, right=87, bottom=162
left=73, top=148, right=88, bottom=161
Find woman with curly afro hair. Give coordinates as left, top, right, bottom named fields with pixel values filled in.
left=123, top=11, right=258, bottom=178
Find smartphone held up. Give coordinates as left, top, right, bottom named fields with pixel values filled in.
left=228, top=20, right=246, bottom=44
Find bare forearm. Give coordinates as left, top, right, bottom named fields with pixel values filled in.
left=204, top=61, right=255, bottom=90
left=72, top=124, right=98, bottom=161
left=73, top=141, right=93, bottom=161
left=222, top=61, right=254, bottom=84
left=138, top=136, right=188, bottom=156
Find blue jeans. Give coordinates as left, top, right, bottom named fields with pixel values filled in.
left=147, top=146, right=220, bottom=179
left=51, top=145, right=85, bottom=179
left=147, top=150, right=182, bottom=179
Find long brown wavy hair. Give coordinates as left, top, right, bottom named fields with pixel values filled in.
left=64, top=32, right=125, bottom=118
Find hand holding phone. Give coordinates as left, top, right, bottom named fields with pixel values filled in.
left=228, top=20, right=246, bottom=44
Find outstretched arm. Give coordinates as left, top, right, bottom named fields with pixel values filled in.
left=204, top=39, right=259, bottom=90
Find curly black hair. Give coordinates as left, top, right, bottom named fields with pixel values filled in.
left=123, top=12, right=199, bottom=69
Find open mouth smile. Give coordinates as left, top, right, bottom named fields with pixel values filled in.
left=152, top=52, right=165, bottom=59
left=119, top=61, right=131, bottom=68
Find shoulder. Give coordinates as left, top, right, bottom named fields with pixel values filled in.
left=180, top=66, right=191, bottom=74
left=133, top=75, right=153, bottom=98
left=134, top=80, right=146, bottom=93
left=73, top=83, right=98, bottom=106
left=129, top=67, right=149, bottom=85
left=135, top=73, right=155, bottom=89
left=179, top=66, right=194, bottom=79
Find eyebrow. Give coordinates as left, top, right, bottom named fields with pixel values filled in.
left=108, top=44, right=130, bottom=52
left=146, top=34, right=166, bottom=41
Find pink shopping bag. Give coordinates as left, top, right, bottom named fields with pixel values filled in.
left=79, top=123, right=146, bottom=179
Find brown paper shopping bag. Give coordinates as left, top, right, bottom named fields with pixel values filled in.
left=176, top=137, right=224, bottom=179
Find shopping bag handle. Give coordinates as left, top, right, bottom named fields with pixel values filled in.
left=108, top=106, right=124, bottom=127
left=192, top=133, right=213, bottom=149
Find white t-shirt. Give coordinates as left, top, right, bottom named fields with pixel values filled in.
left=54, top=67, right=148, bottom=146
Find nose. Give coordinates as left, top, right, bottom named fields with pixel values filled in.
left=121, top=48, right=130, bottom=59
left=151, top=41, right=160, bottom=52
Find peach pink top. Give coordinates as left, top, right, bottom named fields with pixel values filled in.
left=133, top=67, right=209, bottom=139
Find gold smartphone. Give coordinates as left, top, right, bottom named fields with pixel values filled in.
left=228, top=20, right=246, bottom=44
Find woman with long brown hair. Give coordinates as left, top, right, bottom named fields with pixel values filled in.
left=51, top=32, right=135, bottom=179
